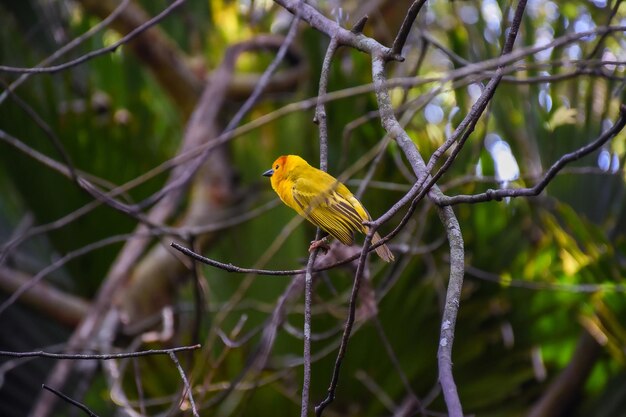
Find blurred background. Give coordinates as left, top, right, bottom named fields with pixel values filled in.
left=1, top=0, right=626, bottom=416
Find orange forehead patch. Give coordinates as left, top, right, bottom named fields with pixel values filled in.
left=275, top=155, right=287, bottom=167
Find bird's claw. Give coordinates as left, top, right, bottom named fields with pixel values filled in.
left=309, top=237, right=330, bottom=254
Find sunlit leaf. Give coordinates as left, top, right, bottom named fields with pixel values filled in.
left=545, top=106, right=578, bottom=132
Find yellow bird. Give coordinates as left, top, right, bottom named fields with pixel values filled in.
left=263, top=155, right=394, bottom=262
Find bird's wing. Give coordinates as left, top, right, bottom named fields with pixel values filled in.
left=291, top=178, right=365, bottom=245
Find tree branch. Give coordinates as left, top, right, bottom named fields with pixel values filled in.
left=0, top=0, right=131, bottom=105
left=0, top=267, right=89, bottom=327
left=438, top=104, right=626, bottom=206
left=41, top=385, right=100, bottom=417
left=315, top=233, right=373, bottom=416
left=0, top=344, right=200, bottom=359
left=527, top=331, right=601, bottom=417
left=273, top=0, right=403, bottom=61
left=168, top=351, right=200, bottom=417
left=65, top=0, right=201, bottom=116
left=391, top=0, right=428, bottom=56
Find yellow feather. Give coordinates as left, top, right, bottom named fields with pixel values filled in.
left=264, top=155, right=394, bottom=262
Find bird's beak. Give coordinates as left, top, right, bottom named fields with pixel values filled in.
left=262, top=168, right=274, bottom=177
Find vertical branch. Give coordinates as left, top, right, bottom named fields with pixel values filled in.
left=304, top=31, right=339, bottom=417
left=367, top=1, right=526, bottom=411
left=434, top=206, right=464, bottom=417
left=315, top=234, right=373, bottom=417
left=132, top=358, right=147, bottom=415
left=371, top=52, right=465, bottom=416
left=301, top=251, right=318, bottom=417
left=314, top=37, right=339, bottom=172
left=168, top=351, right=200, bottom=417
left=309, top=15, right=378, bottom=415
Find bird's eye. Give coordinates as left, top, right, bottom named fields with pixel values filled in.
left=275, top=164, right=279, bottom=169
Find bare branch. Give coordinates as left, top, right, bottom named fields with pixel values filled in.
left=0, top=344, right=200, bottom=359
left=314, top=37, right=339, bottom=172
left=171, top=242, right=303, bottom=275
left=301, top=250, right=319, bottom=417
left=0, top=267, right=89, bottom=326
left=0, top=81, right=77, bottom=181
left=0, top=0, right=131, bottom=104
left=135, top=34, right=301, bottom=212
left=303, top=24, right=340, bottom=417
left=0, top=233, right=145, bottom=318
left=41, top=385, right=100, bottom=417
left=351, top=16, right=369, bottom=34
left=438, top=104, right=626, bottom=206
left=0, top=0, right=185, bottom=75
left=372, top=317, right=423, bottom=415
left=586, top=0, right=624, bottom=59
left=465, top=264, right=626, bottom=293
left=527, top=332, right=601, bottom=417
left=391, top=0, right=428, bottom=56
left=315, top=233, right=373, bottom=416
left=273, top=0, right=403, bottom=61
left=168, top=351, right=200, bottom=417
left=424, top=0, right=528, bottom=189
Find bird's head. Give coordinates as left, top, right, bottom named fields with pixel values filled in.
left=263, top=155, right=308, bottom=187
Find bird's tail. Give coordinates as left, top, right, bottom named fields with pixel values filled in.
left=372, top=231, right=394, bottom=262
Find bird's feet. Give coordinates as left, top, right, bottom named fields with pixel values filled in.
left=309, top=236, right=330, bottom=254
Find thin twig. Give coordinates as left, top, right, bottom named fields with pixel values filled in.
left=301, top=250, right=318, bottom=417
left=171, top=242, right=303, bottom=275
left=0, top=344, right=200, bottom=359
left=135, top=32, right=302, bottom=212
left=4, top=27, right=621, bottom=267
left=0, top=233, right=140, bottom=317
left=314, top=37, right=339, bottom=172
left=465, top=263, right=626, bottom=293
left=391, top=0, right=429, bottom=56
left=315, top=232, right=373, bottom=416
left=0, top=81, right=77, bottom=180
left=420, top=32, right=472, bottom=66
left=586, top=0, right=624, bottom=60
left=202, top=275, right=306, bottom=409
left=424, top=0, right=527, bottom=186
left=168, top=351, right=200, bottom=417
left=171, top=230, right=393, bottom=276
left=0, top=0, right=131, bottom=104
left=355, top=370, right=397, bottom=413
left=372, top=317, right=423, bottom=415
left=227, top=18, right=301, bottom=134
left=0, top=0, right=185, bottom=74
left=438, top=104, right=626, bottom=206
left=351, top=16, right=369, bottom=34
left=132, top=358, right=147, bottom=415
left=273, top=0, right=403, bottom=61
left=41, top=385, right=100, bottom=417
left=0, top=128, right=166, bottom=232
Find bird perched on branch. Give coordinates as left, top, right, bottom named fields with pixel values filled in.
left=263, top=155, right=394, bottom=262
